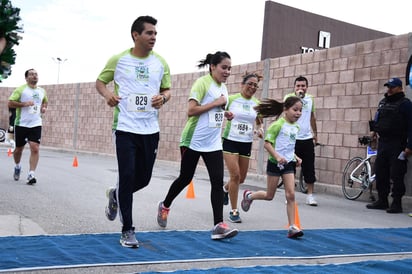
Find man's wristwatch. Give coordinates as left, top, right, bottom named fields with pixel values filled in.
left=161, top=94, right=167, bottom=104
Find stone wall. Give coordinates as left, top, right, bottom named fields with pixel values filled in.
left=1, top=33, right=411, bottom=193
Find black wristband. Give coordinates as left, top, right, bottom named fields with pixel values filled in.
left=162, top=95, right=167, bottom=104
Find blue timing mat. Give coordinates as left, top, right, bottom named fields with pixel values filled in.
left=1, top=228, right=411, bottom=272
left=141, top=259, right=412, bottom=274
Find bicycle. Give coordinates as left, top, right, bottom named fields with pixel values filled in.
left=0, top=127, right=16, bottom=152
left=341, top=136, right=377, bottom=201
left=0, top=128, right=5, bottom=142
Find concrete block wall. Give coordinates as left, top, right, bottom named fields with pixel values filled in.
left=1, top=33, right=411, bottom=193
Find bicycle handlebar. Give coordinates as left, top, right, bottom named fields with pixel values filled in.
left=358, top=136, right=372, bottom=146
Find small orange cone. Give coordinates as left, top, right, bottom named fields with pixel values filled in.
left=186, top=180, right=195, bottom=199
left=293, top=202, right=302, bottom=229
left=72, top=156, right=78, bottom=167
left=287, top=202, right=302, bottom=229
left=7, top=148, right=12, bottom=157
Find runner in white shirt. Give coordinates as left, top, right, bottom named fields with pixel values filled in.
left=8, top=69, right=48, bottom=185
left=96, top=16, right=171, bottom=248
left=157, top=51, right=238, bottom=240
left=221, top=72, right=263, bottom=223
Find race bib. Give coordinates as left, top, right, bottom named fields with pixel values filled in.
left=208, top=110, right=224, bottom=128
left=232, top=121, right=253, bottom=137
left=126, top=94, right=154, bottom=112
left=28, top=105, right=40, bottom=114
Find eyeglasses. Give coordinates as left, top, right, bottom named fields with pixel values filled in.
left=246, top=82, right=259, bottom=88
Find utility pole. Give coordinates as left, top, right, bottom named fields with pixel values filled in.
left=52, top=57, right=67, bottom=84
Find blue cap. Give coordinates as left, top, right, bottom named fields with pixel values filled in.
left=384, top=77, right=402, bottom=87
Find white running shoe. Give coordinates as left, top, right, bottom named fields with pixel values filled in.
left=120, top=229, right=139, bottom=248
left=306, top=194, right=318, bottom=206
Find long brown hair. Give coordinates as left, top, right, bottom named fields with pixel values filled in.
left=254, top=96, right=302, bottom=118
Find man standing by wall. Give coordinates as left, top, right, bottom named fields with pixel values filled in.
left=8, top=68, right=48, bottom=185
left=284, top=76, right=318, bottom=206
left=366, top=78, right=412, bottom=213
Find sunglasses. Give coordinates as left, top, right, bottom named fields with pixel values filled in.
left=246, top=82, right=259, bottom=88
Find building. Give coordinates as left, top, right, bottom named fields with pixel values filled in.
left=261, top=1, right=393, bottom=60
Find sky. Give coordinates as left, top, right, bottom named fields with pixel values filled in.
left=2, top=0, right=411, bottom=87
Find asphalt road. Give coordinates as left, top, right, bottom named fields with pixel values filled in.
left=1, top=144, right=411, bottom=273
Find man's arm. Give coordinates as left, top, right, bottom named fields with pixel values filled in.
left=8, top=100, right=33, bottom=108
left=311, top=112, right=318, bottom=143
left=41, top=101, right=48, bottom=114
left=151, top=88, right=171, bottom=109
left=96, top=79, right=120, bottom=107
left=160, top=88, right=171, bottom=103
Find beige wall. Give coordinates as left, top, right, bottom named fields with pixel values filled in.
left=1, top=33, right=411, bottom=193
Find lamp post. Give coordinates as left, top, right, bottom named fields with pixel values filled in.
left=52, top=57, right=67, bottom=84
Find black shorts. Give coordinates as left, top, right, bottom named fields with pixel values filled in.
left=222, top=138, right=252, bottom=158
left=266, top=160, right=296, bottom=177
left=14, top=126, right=42, bottom=147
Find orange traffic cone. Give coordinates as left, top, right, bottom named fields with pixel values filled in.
left=7, top=148, right=12, bottom=157
left=287, top=202, right=302, bottom=229
left=72, top=156, right=78, bottom=167
left=186, top=180, right=195, bottom=199
left=293, top=202, right=302, bottom=229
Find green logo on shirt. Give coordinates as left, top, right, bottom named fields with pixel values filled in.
left=135, top=64, right=149, bottom=81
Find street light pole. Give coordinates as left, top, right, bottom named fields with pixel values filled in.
left=52, top=57, right=67, bottom=84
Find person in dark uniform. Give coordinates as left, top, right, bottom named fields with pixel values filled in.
left=366, top=77, right=412, bottom=213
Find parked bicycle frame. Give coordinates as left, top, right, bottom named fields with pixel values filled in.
left=342, top=136, right=377, bottom=201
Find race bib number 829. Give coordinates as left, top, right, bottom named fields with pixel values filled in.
left=208, top=110, right=224, bottom=128
left=127, top=94, right=154, bottom=112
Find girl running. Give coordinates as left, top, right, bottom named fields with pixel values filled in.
left=240, top=96, right=304, bottom=238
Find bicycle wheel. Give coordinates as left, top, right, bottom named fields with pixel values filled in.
left=298, top=169, right=308, bottom=193
left=0, top=128, right=5, bottom=142
left=342, top=157, right=367, bottom=200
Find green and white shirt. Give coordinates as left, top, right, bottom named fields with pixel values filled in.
left=284, top=92, right=315, bottom=140
left=180, top=74, right=228, bottom=152
left=265, top=117, right=299, bottom=164
left=97, top=48, right=171, bottom=134
left=9, top=84, right=48, bottom=128
left=222, top=93, right=260, bottom=143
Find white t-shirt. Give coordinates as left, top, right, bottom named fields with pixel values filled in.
left=265, top=117, right=300, bottom=164
left=97, top=48, right=171, bottom=134
left=222, top=93, right=260, bottom=143
left=180, top=74, right=228, bottom=152
left=284, top=92, right=315, bottom=140
left=9, top=84, right=48, bottom=128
